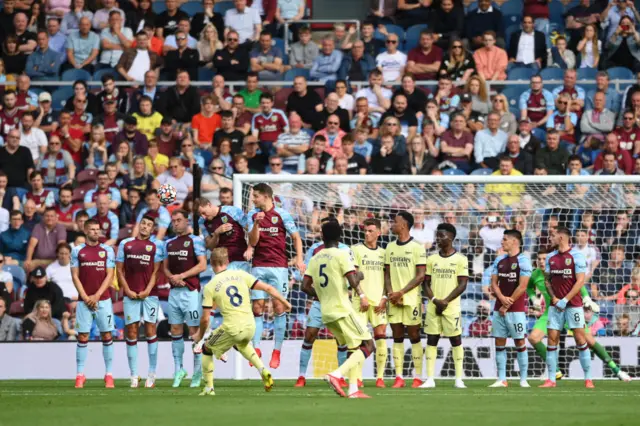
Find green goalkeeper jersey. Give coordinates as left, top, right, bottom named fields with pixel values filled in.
left=526, top=268, right=589, bottom=312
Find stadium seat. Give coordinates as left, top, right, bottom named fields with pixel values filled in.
left=51, top=87, right=74, bottom=111
left=375, top=24, right=404, bottom=41
left=501, top=87, right=525, bottom=112
left=540, top=67, right=564, bottom=81
left=507, top=67, right=536, bottom=81
left=501, top=0, right=524, bottom=16
left=608, top=67, right=634, bottom=81
left=93, top=67, right=119, bottom=81
left=9, top=300, right=24, bottom=316
left=117, top=227, right=133, bottom=242
left=198, top=67, right=216, bottom=82
left=549, top=0, right=564, bottom=25
left=273, top=37, right=285, bottom=54
left=532, top=127, right=546, bottom=141
left=4, top=265, right=26, bottom=292
left=197, top=148, right=214, bottom=167
left=76, top=168, right=98, bottom=184
left=214, top=1, right=234, bottom=15
left=470, top=168, right=493, bottom=176
left=152, top=1, right=167, bottom=13
left=14, top=187, right=28, bottom=201
left=61, top=68, right=92, bottom=82
left=577, top=68, right=597, bottom=80
left=71, top=187, right=89, bottom=203
left=274, top=88, right=293, bottom=110
left=283, top=68, right=310, bottom=81
left=502, top=14, right=521, bottom=33
left=504, top=24, right=520, bottom=47
left=182, top=1, right=203, bottom=16
left=404, top=24, right=428, bottom=52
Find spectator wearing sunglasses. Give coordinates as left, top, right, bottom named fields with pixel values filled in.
left=375, top=34, right=406, bottom=83
left=164, top=30, right=199, bottom=80
left=213, top=30, right=250, bottom=81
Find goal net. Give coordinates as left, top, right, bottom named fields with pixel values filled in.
left=233, top=174, right=640, bottom=380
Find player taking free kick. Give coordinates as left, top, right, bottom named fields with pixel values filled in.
left=385, top=211, right=427, bottom=388
left=420, top=223, right=468, bottom=389
left=116, top=215, right=165, bottom=388
left=194, top=248, right=291, bottom=396
left=488, top=230, right=531, bottom=388
left=248, top=183, right=305, bottom=369
left=302, top=221, right=374, bottom=399
left=540, top=227, right=593, bottom=388
left=164, top=210, right=208, bottom=388
left=71, top=219, right=116, bottom=388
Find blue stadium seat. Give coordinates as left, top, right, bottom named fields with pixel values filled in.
left=549, top=0, right=564, bottom=26
left=467, top=1, right=500, bottom=12
left=501, top=87, right=525, bottom=112
left=539, top=67, right=564, bottom=81
left=502, top=14, right=521, bottom=34
left=404, top=24, right=428, bottom=51
left=532, top=127, right=547, bottom=141
left=284, top=68, right=310, bottom=81
left=577, top=68, right=597, bottom=80
left=214, top=1, right=234, bottom=15
left=61, top=68, right=91, bottom=82
left=607, top=67, right=634, bottom=81
left=504, top=24, right=520, bottom=47
left=197, top=67, right=216, bottom=82
left=14, top=187, right=27, bottom=201
left=507, top=67, right=536, bottom=81
left=197, top=148, right=214, bottom=168
left=152, top=1, right=167, bottom=14
left=375, top=24, right=404, bottom=42
left=272, top=37, right=285, bottom=54
left=443, top=168, right=466, bottom=176
left=3, top=265, right=26, bottom=293
left=93, top=67, right=119, bottom=82
left=51, top=87, right=74, bottom=111
left=471, top=168, right=493, bottom=176
left=182, top=1, right=203, bottom=16
left=501, top=0, right=524, bottom=16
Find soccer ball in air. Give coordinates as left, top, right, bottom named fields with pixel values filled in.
left=157, top=183, right=177, bottom=205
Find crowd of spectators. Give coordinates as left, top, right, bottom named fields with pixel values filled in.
left=1, top=0, right=640, bottom=341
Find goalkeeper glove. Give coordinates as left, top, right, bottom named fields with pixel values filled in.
left=583, top=295, right=600, bottom=313
left=555, top=298, right=568, bottom=310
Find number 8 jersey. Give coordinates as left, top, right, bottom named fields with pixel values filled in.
left=202, top=269, right=258, bottom=334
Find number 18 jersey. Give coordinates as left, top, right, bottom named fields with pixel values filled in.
left=202, top=269, right=257, bottom=333
left=305, top=247, right=357, bottom=324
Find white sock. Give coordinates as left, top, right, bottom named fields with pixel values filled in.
left=330, top=370, right=343, bottom=379
left=348, top=383, right=358, bottom=395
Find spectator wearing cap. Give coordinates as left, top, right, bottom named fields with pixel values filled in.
left=23, top=266, right=65, bottom=320
left=40, top=135, right=75, bottom=187
left=113, top=115, right=149, bottom=156
left=33, top=92, right=59, bottom=134
left=95, top=98, right=125, bottom=144
left=132, top=96, right=163, bottom=142
left=516, top=118, right=542, bottom=154
left=97, top=74, right=128, bottom=115
left=24, top=207, right=67, bottom=272
left=158, top=69, right=200, bottom=126
left=63, top=16, right=100, bottom=73
left=243, top=135, right=268, bottom=173
left=0, top=211, right=30, bottom=263
left=155, top=117, right=182, bottom=157
left=99, top=10, right=133, bottom=68
left=457, top=92, right=485, bottom=134
left=25, top=29, right=63, bottom=81
left=117, top=31, right=163, bottom=84
left=213, top=30, right=250, bottom=81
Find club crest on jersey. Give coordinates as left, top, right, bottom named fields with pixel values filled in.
left=511, top=263, right=517, bottom=270
left=271, top=216, right=278, bottom=224
left=146, top=245, right=153, bottom=252
left=271, top=116, right=277, bottom=122
left=99, top=252, right=106, bottom=258
left=184, top=241, right=191, bottom=247
left=632, top=134, right=636, bottom=140
left=221, top=216, right=228, bottom=224
left=102, top=222, right=109, bottom=229
left=565, top=258, right=572, bottom=266
left=540, top=99, right=545, bottom=106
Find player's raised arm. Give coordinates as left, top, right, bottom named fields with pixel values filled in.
left=248, top=210, right=263, bottom=247
left=254, top=280, right=292, bottom=312
left=281, top=208, right=305, bottom=273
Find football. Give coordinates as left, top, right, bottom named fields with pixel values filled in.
left=157, top=183, right=177, bottom=205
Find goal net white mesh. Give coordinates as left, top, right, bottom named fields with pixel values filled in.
left=235, top=175, right=640, bottom=380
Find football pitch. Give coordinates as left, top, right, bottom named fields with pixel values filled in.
left=2, top=380, right=639, bottom=426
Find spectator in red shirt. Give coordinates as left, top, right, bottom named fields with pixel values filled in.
left=594, top=133, right=633, bottom=174
left=55, top=187, right=80, bottom=232
left=191, top=95, right=221, bottom=149
left=406, top=29, right=442, bottom=81
left=613, top=110, right=640, bottom=154
left=440, top=112, right=474, bottom=173
left=251, top=92, right=289, bottom=155
left=468, top=300, right=492, bottom=337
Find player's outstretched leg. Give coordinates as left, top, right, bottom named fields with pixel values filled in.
left=102, top=333, right=115, bottom=388
left=238, top=343, right=274, bottom=392
left=146, top=335, right=158, bottom=388
left=199, top=349, right=216, bottom=396
left=325, top=342, right=374, bottom=398
left=587, top=336, right=631, bottom=382
left=374, top=335, right=387, bottom=388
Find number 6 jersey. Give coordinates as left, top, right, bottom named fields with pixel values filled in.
left=202, top=269, right=258, bottom=333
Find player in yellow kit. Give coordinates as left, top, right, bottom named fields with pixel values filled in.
left=385, top=211, right=427, bottom=389
left=302, top=221, right=375, bottom=399
left=420, top=223, right=469, bottom=389
left=193, top=248, right=292, bottom=396
left=351, top=218, right=388, bottom=388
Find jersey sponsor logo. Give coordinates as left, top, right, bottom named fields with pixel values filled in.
left=168, top=250, right=189, bottom=257
left=389, top=253, right=411, bottom=267
left=82, top=261, right=105, bottom=267
left=259, top=226, right=279, bottom=234
left=498, top=272, right=517, bottom=279
left=127, top=253, right=151, bottom=262
left=102, top=222, right=109, bottom=229
left=551, top=268, right=573, bottom=275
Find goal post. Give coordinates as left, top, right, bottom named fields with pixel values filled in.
left=232, top=174, right=640, bottom=380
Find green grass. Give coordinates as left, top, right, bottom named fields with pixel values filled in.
left=1, top=379, right=639, bottom=426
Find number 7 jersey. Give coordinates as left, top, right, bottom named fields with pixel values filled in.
left=202, top=269, right=258, bottom=333
left=305, top=247, right=357, bottom=324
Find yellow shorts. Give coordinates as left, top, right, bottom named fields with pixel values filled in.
left=388, top=301, right=422, bottom=326
left=424, top=303, right=462, bottom=337
left=204, top=324, right=254, bottom=359
left=326, top=312, right=372, bottom=349
left=353, top=303, right=387, bottom=329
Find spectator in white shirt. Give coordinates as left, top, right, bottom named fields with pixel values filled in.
left=46, top=242, right=77, bottom=302
left=224, top=0, right=262, bottom=45
left=99, top=11, right=133, bottom=68
left=376, top=33, right=407, bottom=83
left=19, top=112, right=48, bottom=165
left=479, top=210, right=506, bottom=267
left=354, top=69, right=392, bottom=117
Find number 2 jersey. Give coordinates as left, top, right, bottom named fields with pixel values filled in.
left=385, top=238, right=427, bottom=307
left=247, top=206, right=298, bottom=268
left=490, top=253, right=532, bottom=313
left=71, top=243, right=116, bottom=301
left=116, top=237, right=165, bottom=295
left=202, top=269, right=257, bottom=333
left=165, top=234, right=206, bottom=291
left=305, top=247, right=357, bottom=323
left=425, top=251, right=468, bottom=313
left=545, top=247, right=588, bottom=307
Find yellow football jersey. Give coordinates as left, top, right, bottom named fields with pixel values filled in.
left=384, top=238, right=427, bottom=306
left=306, top=247, right=357, bottom=323
left=351, top=243, right=385, bottom=305
left=426, top=251, right=469, bottom=311
left=203, top=269, right=257, bottom=332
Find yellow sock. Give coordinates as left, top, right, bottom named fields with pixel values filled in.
left=202, top=354, right=215, bottom=388
left=425, top=345, right=437, bottom=379
left=349, top=357, right=361, bottom=389
left=336, top=349, right=365, bottom=378
left=238, top=344, right=265, bottom=372
left=411, top=343, right=424, bottom=379
left=452, top=345, right=464, bottom=379
left=375, top=339, right=387, bottom=379
left=392, top=342, right=404, bottom=378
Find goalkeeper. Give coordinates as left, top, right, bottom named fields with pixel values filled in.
left=528, top=250, right=631, bottom=382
